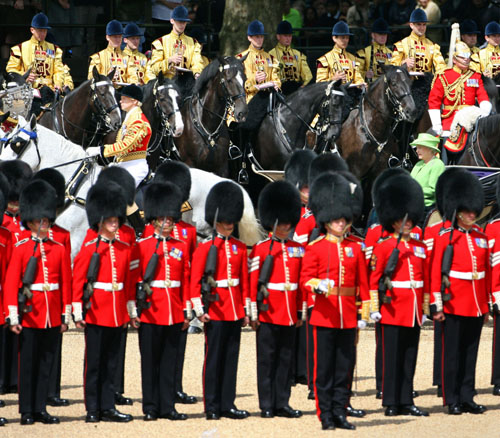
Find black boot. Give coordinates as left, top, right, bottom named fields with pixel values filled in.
left=127, top=210, right=145, bottom=237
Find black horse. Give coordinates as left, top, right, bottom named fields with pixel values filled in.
left=38, top=66, right=122, bottom=147
left=171, top=56, right=248, bottom=178
left=459, top=113, right=500, bottom=167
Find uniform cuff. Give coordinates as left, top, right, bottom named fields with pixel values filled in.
left=7, top=305, right=19, bottom=326
left=127, top=300, right=138, bottom=319
left=251, top=301, right=258, bottom=322
left=72, top=302, right=83, bottom=322
left=192, top=297, right=205, bottom=317
left=432, top=292, right=443, bottom=313
left=184, top=300, right=193, bottom=320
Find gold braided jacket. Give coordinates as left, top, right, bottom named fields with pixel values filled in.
left=88, top=46, right=139, bottom=85
left=123, top=47, right=156, bottom=85
left=476, top=44, right=500, bottom=77
left=269, top=43, right=312, bottom=86
left=316, top=46, right=364, bottom=84
left=356, top=42, right=392, bottom=81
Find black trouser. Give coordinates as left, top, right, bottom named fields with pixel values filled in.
left=203, top=320, right=241, bottom=414
left=493, top=314, right=500, bottom=387
left=381, top=324, right=420, bottom=407
left=19, top=327, right=59, bottom=414
left=433, top=320, right=443, bottom=388
left=293, top=322, right=308, bottom=384
left=313, top=326, right=356, bottom=421
left=113, top=326, right=127, bottom=395
left=47, top=331, right=63, bottom=399
left=441, top=314, right=483, bottom=406
left=375, top=321, right=382, bottom=392
left=139, top=322, right=182, bottom=415
left=174, top=328, right=188, bottom=394
left=257, top=322, right=295, bottom=411
left=84, top=324, right=121, bottom=412
left=307, top=309, right=315, bottom=391
left=0, top=327, right=17, bottom=393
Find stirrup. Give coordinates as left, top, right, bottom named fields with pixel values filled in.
left=238, top=162, right=249, bottom=184
left=387, top=155, right=401, bottom=168
left=228, top=143, right=242, bottom=160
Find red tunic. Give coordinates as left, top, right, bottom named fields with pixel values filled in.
left=0, top=227, right=12, bottom=325
left=249, top=238, right=305, bottom=326
left=83, top=224, right=136, bottom=247
left=370, top=235, right=428, bottom=327
left=3, top=212, right=24, bottom=243
left=190, top=235, right=249, bottom=321
left=143, top=220, right=197, bottom=261
left=4, top=237, right=72, bottom=328
left=300, top=235, right=369, bottom=329
left=293, top=206, right=317, bottom=246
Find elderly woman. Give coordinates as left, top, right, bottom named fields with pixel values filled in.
left=410, top=132, right=445, bottom=214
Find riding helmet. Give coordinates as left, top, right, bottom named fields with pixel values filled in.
left=485, top=21, right=500, bottom=36
left=171, top=5, right=192, bottom=22
left=31, top=12, right=51, bottom=30
left=144, top=182, right=183, bottom=223
left=461, top=19, right=480, bottom=35
left=277, top=20, right=293, bottom=35
left=258, top=180, right=301, bottom=231
left=205, top=181, right=243, bottom=225
left=371, top=18, right=391, bottom=34
left=123, top=23, right=143, bottom=38
left=20, top=180, right=57, bottom=228
left=247, top=20, right=266, bottom=36
left=332, top=21, right=353, bottom=36
left=409, top=9, right=428, bottom=23
left=106, top=19, right=123, bottom=36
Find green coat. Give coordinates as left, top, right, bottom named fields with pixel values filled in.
left=410, top=157, right=446, bottom=207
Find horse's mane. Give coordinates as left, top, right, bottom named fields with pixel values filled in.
left=193, top=57, right=222, bottom=95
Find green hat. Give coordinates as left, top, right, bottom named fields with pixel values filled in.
left=410, top=133, right=440, bottom=153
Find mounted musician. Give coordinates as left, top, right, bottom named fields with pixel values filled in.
left=476, top=21, right=500, bottom=78
left=6, top=13, right=65, bottom=116
left=123, top=23, right=156, bottom=85
left=460, top=20, right=480, bottom=72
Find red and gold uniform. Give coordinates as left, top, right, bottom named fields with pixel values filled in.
left=88, top=46, right=138, bottom=86
left=356, top=42, right=392, bottom=82
left=270, top=43, right=312, bottom=88
left=316, top=46, right=364, bottom=85
left=477, top=43, right=500, bottom=77
left=123, top=47, right=155, bottom=85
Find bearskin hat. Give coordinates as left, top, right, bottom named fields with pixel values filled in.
left=0, top=189, right=5, bottom=220
left=144, top=182, right=183, bottom=223
left=337, top=170, right=363, bottom=220
left=20, top=180, right=57, bottom=227
left=375, top=173, right=424, bottom=233
left=33, top=168, right=65, bottom=209
left=284, top=149, right=316, bottom=190
left=441, top=169, right=484, bottom=220
left=436, top=167, right=464, bottom=218
left=308, top=153, right=348, bottom=186
left=370, top=167, right=410, bottom=201
left=153, top=161, right=191, bottom=203
left=0, top=160, right=33, bottom=201
left=86, top=181, right=127, bottom=230
left=0, top=173, right=11, bottom=206
left=97, top=166, right=135, bottom=206
left=205, top=181, right=243, bottom=225
left=309, top=172, right=354, bottom=225
left=258, top=180, right=301, bottom=231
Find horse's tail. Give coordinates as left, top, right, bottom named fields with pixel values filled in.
left=238, top=187, right=264, bottom=246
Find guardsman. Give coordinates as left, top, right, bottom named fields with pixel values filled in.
left=130, top=182, right=191, bottom=421
left=123, top=23, right=155, bottom=85
left=316, top=21, right=365, bottom=86
left=4, top=180, right=71, bottom=425
left=88, top=20, right=138, bottom=87
left=150, top=6, right=204, bottom=80
left=369, top=171, right=429, bottom=418
left=356, top=18, right=392, bottom=83
left=460, top=20, right=481, bottom=72
left=6, top=13, right=64, bottom=107
left=428, top=41, right=491, bottom=162
left=249, top=181, right=305, bottom=419
left=430, top=169, right=488, bottom=415
left=87, top=84, right=152, bottom=188
left=270, top=20, right=312, bottom=95
left=391, top=9, right=446, bottom=75
left=190, top=181, right=250, bottom=420
left=300, top=172, right=369, bottom=431
left=72, top=182, right=135, bottom=423
left=236, top=20, right=281, bottom=102
left=477, top=21, right=500, bottom=78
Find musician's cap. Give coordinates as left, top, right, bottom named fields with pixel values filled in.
left=370, top=168, right=409, bottom=203
left=308, top=153, right=349, bottom=186
left=106, top=19, right=123, bottom=36
left=284, top=149, right=317, bottom=190
left=409, top=9, right=428, bottom=23
left=153, top=161, right=191, bottom=203
left=277, top=20, right=293, bottom=35
left=375, top=172, right=424, bottom=233
left=86, top=181, right=127, bottom=230
left=123, top=22, right=143, bottom=38
left=258, top=180, right=302, bottom=231
left=309, top=172, right=355, bottom=224
left=247, top=20, right=266, bottom=36
left=435, top=167, right=464, bottom=217
left=190, top=27, right=207, bottom=45
left=121, top=84, right=143, bottom=103
left=337, top=170, right=363, bottom=221
left=485, top=21, right=500, bottom=36
left=33, top=168, right=66, bottom=209
left=0, top=159, right=33, bottom=202
left=20, top=180, right=57, bottom=227
left=461, top=19, right=480, bottom=35
left=31, top=13, right=51, bottom=30
left=144, top=182, right=183, bottom=223
left=205, top=181, right=243, bottom=225
left=97, top=166, right=136, bottom=206
left=171, top=5, right=192, bottom=22
left=410, top=132, right=440, bottom=153
left=332, top=21, right=353, bottom=36
left=440, top=168, right=484, bottom=219
left=371, top=18, right=391, bottom=34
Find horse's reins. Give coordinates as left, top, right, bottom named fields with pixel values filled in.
left=468, top=124, right=498, bottom=167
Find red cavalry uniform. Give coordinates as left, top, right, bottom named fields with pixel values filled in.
left=3, top=211, right=24, bottom=243
left=428, top=67, right=489, bottom=132
left=293, top=206, right=317, bottom=247
left=133, top=235, right=190, bottom=325
left=143, top=220, right=197, bottom=261
left=72, top=237, right=133, bottom=327
left=4, top=237, right=72, bottom=328
left=249, top=238, right=305, bottom=326
left=190, top=234, right=249, bottom=321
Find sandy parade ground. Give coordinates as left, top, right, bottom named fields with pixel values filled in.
left=0, top=321, right=499, bottom=438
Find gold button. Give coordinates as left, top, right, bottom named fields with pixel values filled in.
left=164, top=280, right=171, bottom=288
left=43, top=283, right=50, bottom=291
left=472, top=272, right=478, bottom=280
left=284, top=283, right=291, bottom=291
left=112, top=282, right=119, bottom=291
left=228, top=279, right=234, bottom=287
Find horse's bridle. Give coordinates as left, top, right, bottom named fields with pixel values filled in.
left=89, top=79, right=120, bottom=130
left=153, top=81, right=181, bottom=137
left=2, top=126, right=41, bottom=168
left=383, top=73, right=413, bottom=123
left=218, top=63, right=247, bottom=105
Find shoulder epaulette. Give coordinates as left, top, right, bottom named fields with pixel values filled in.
left=369, top=223, right=380, bottom=230
left=84, top=238, right=98, bottom=247
left=14, top=238, right=29, bottom=247
left=116, top=238, right=130, bottom=247
left=255, top=237, right=271, bottom=246
left=201, top=236, right=212, bottom=244
left=138, top=235, right=154, bottom=243
left=379, top=236, right=392, bottom=243
left=303, top=210, right=314, bottom=219
left=48, top=238, right=63, bottom=246
left=438, top=227, right=452, bottom=237
left=308, top=235, right=325, bottom=246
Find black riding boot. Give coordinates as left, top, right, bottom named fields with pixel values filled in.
left=127, top=210, right=145, bottom=237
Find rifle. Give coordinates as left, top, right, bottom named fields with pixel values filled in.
left=83, top=217, right=103, bottom=314
left=378, top=214, right=408, bottom=305
left=257, top=219, right=278, bottom=311
left=137, top=219, right=166, bottom=316
left=440, top=210, right=457, bottom=302
left=201, top=208, right=219, bottom=309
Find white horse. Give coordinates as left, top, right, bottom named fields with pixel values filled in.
left=0, top=116, right=263, bottom=259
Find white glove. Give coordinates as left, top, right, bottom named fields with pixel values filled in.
left=370, top=312, right=382, bottom=322
left=315, top=279, right=329, bottom=294
left=357, top=320, right=367, bottom=329
left=86, top=146, right=101, bottom=157
left=422, top=314, right=428, bottom=324
left=428, top=109, right=442, bottom=136
left=479, top=100, right=492, bottom=118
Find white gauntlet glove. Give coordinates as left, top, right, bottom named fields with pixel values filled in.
left=86, top=146, right=102, bottom=157
left=315, top=279, right=329, bottom=294
left=370, top=311, right=382, bottom=322
left=357, top=320, right=367, bottom=329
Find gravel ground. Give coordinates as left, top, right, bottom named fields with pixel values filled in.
left=0, top=322, right=498, bottom=438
